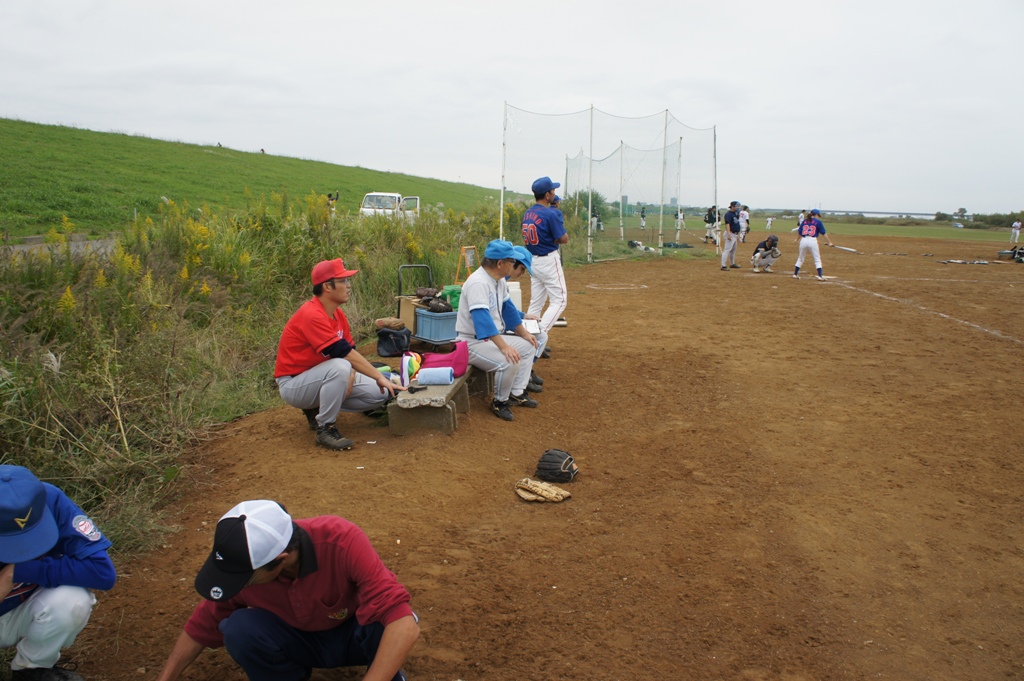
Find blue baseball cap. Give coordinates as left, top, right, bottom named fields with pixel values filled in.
left=552, top=195, right=562, bottom=204
left=810, top=209, right=821, bottom=215
left=531, top=177, right=560, bottom=195
left=0, top=465, right=59, bottom=563
left=484, top=239, right=518, bottom=261
left=513, top=246, right=534, bottom=275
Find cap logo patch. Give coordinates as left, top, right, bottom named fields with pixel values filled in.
left=14, top=508, right=31, bottom=529
left=215, top=552, right=223, bottom=560
left=210, top=586, right=224, bottom=600
left=73, top=515, right=102, bottom=541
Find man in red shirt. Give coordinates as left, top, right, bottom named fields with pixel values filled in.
left=155, top=500, right=419, bottom=681
left=274, top=259, right=403, bottom=450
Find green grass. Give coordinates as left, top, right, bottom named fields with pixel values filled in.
left=0, top=118, right=497, bottom=239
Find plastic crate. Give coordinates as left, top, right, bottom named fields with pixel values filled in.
left=414, top=309, right=458, bottom=343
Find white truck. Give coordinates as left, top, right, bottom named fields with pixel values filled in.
left=359, top=192, right=420, bottom=219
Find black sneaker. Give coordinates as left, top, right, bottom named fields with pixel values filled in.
left=541, top=347, right=552, bottom=359
left=13, top=666, right=84, bottom=681
left=302, top=408, right=319, bottom=431
left=526, top=381, right=543, bottom=393
left=721, top=266, right=728, bottom=271
left=530, top=370, right=544, bottom=386
left=509, top=392, right=538, bottom=408
left=729, top=264, right=741, bottom=269
left=490, top=399, right=514, bottom=421
left=315, top=424, right=354, bottom=450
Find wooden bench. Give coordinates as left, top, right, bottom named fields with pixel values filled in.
left=388, top=367, right=493, bottom=435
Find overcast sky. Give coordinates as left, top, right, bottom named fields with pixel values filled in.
left=2, top=0, right=1020, bottom=214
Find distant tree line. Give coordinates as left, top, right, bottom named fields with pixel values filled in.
left=934, top=208, right=1023, bottom=229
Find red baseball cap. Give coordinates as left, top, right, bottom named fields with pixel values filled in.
left=311, top=259, right=359, bottom=286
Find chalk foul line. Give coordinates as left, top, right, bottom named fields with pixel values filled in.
left=830, top=281, right=1022, bottom=345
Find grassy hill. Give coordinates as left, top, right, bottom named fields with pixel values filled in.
left=0, top=118, right=497, bottom=239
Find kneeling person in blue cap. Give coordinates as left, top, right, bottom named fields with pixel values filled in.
left=0, top=465, right=116, bottom=681
left=455, top=240, right=541, bottom=421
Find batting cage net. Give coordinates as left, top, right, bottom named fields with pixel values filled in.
left=501, top=103, right=716, bottom=256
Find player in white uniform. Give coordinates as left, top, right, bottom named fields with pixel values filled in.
left=739, top=206, right=750, bottom=242
left=765, top=216, right=773, bottom=231
left=455, top=240, right=541, bottom=421
left=1012, top=219, right=1021, bottom=244
left=793, top=209, right=834, bottom=280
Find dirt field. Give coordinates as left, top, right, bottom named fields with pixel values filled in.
left=70, top=234, right=1024, bottom=680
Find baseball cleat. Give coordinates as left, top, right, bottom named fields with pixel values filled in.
left=530, top=370, right=544, bottom=386
left=509, top=392, right=539, bottom=408
left=816, top=275, right=826, bottom=281
left=792, top=274, right=800, bottom=279
left=302, top=408, right=319, bottom=431
left=721, top=266, right=728, bottom=271
left=729, top=264, right=741, bottom=269
left=525, top=381, right=543, bottom=393
left=490, top=399, right=514, bottom=421
left=752, top=267, right=761, bottom=273
left=315, top=425, right=354, bottom=450
left=764, top=266, right=773, bottom=273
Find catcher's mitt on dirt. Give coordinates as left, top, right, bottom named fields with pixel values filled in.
left=375, top=317, right=406, bottom=331
left=771, top=247, right=781, bottom=258
left=534, top=449, right=579, bottom=483
left=515, top=478, right=571, bottom=503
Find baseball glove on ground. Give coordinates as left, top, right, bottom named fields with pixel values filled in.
left=375, top=317, right=406, bottom=331
left=515, top=478, right=571, bottom=502
left=771, top=247, right=781, bottom=258
left=534, top=449, right=578, bottom=483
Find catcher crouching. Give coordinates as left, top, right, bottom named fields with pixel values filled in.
left=751, top=234, right=781, bottom=273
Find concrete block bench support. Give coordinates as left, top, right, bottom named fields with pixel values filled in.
left=388, top=368, right=474, bottom=436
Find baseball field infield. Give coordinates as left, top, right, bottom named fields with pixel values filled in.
left=74, top=233, right=1023, bottom=680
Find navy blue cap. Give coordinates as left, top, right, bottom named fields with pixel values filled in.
left=810, top=209, right=821, bottom=215
left=531, top=177, right=560, bottom=195
left=0, top=465, right=59, bottom=564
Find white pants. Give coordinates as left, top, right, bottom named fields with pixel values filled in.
left=1012, top=228, right=1020, bottom=243
left=795, top=237, right=822, bottom=269
left=277, top=358, right=389, bottom=427
left=464, top=336, right=534, bottom=401
left=751, top=251, right=779, bottom=269
left=528, top=252, right=568, bottom=332
left=720, top=231, right=740, bottom=267
left=0, top=586, right=95, bottom=670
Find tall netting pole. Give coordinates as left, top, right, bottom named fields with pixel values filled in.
left=500, top=101, right=508, bottom=241
left=618, top=141, right=625, bottom=241
left=587, top=105, right=594, bottom=264
left=713, top=126, right=720, bottom=255
left=675, top=136, right=683, bottom=243
left=658, top=110, right=668, bottom=249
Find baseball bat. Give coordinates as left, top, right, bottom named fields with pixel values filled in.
left=833, top=245, right=858, bottom=253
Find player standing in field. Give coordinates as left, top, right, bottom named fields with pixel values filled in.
left=640, top=206, right=646, bottom=230
left=522, top=176, right=569, bottom=333
left=720, top=200, right=742, bottom=270
left=739, top=205, right=750, bottom=242
left=1011, top=219, right=1021, bottom=244
left=703, top=206, right=718, bottom=244
left=765, top=216, right=774, bottom=231
left=792, top=209, right=834, bottom=281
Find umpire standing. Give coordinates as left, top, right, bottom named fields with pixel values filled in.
left=720, top=200, right=743, bottom=270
